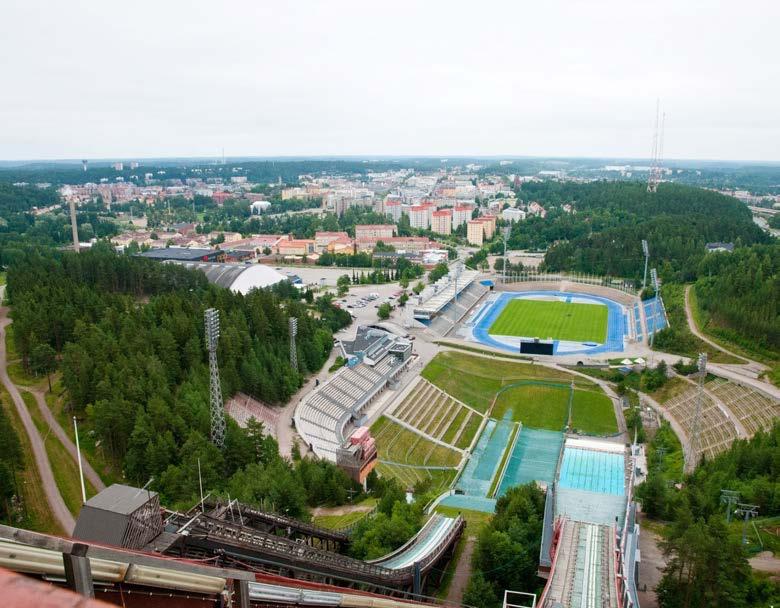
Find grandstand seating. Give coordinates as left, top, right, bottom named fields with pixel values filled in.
left=707, top=379, right=780, bottom=435
left=642, top=296, right=667, bottom=335
left=390, top=379, right=483, bottom=448
left=428, top=281, right=489, bottom=336
left=664, top=385, right=738, bottom=459
left=295, top=355, right=411, bottom=461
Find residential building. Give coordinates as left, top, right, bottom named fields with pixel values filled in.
left=502, top=208, right=526, bottom=222
left=315, top=231, right=350, bottom=253
left=409, top=205, right=429, bottom=229
left=277, top=238, right=316, bottom=257
left=384, top=200, right=403, bottom=222
left=355, top=236, right=437, bottom=254
left=354, top=224, right=396, bottom=240
left=431, top=209, right=452, bottom=235
left=452, top=205, right=473, bottom=229
left=467, top=220, right=484, bottom=246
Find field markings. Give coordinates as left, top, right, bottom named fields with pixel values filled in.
left=488, top=298, right=608, bottom=343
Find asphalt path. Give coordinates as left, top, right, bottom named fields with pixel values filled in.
left=0, top=308, right=75, bottom=534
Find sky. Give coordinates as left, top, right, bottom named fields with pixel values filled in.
left=2, top=0, right=779, bottom=161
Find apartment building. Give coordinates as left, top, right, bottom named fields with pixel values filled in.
left=467, top=220, right=484, bottom=246
left=431, top=209, right=452, bottom=236
left=354, top=224, right=397, bottom=239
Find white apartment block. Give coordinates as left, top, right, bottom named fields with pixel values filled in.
left=502, top=208, right=527, bottom=222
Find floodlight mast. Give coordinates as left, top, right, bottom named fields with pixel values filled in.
left=205, top=308, right=226, bottom=448
left=688, top=352, right=707, bottom=467
left=289, top=317, right=298, bottom=372
left=649, top=268, right=660, bottom=348
left=641, top=239, right=649, bottom=291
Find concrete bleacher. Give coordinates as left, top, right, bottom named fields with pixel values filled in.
left=413, top=268, right=481, bottom=320
left=295, top=355, right=411, bottom=462
left=428, top=281, right=489, bottom=336
left=707, top=379, right=780, bottom=435
left=390, top=379, right=480, bottom=446
left=664, top=385, right=738, bottom=459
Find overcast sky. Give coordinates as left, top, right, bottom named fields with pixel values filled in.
left=2, top=0, right=778, bottom=161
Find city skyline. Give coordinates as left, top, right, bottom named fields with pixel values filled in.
left=2, top=0, right=779, bottom=162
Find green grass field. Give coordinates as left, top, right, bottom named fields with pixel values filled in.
left=421, top=351, right=589, bottom=412
left=489, top=298, right=608, bottom=343
left=492, top=383, right=570, bottom=430
left=570, top=389, right=618, bottom=435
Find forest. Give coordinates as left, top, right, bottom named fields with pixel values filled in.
left=694, top=243, right=779, bottom=354
left=5, top=245, right=356, bottom=510
left=463, top=484, right=546, bottom=608
left=638, top=423, right=780, bottom=608
left=510, top=181, right=769, bottom=282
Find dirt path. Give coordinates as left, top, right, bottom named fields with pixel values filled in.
left=683, top=285, right=763, bottom=368
left=637, top=518, right=665, bottom=608
left=445, top=536, right=475, bottom=606
left=0, top=309, right=75, bottom=534
left=20, top=386, right=105, bottom=492
left=310, top=503, right=375, bottom=517
left=749, top=551, right=780, bottom=575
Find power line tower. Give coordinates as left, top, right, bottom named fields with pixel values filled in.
left=204, top=308, right=225, bottom=448
left=720, top=490, right=740, bottom=523
left=289, top=317, right=298, bottom=372
left=641, top=239, right=650, bottom=291
left=647, top=101, right=665, bottom=193
left=688, top=352, right=708, bottom=467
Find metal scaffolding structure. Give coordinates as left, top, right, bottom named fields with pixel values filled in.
left=688, top=352, right=708, bottom=465
left=205, top=308, right=226, bottom=448
left=289, top=317, right=298, bottom=372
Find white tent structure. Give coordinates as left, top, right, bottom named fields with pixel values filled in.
left=171, top=261, right=288, bottom=294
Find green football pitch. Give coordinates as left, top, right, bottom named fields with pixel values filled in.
left=488, top=298, right=608, bottom=343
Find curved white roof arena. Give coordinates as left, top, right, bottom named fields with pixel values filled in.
left=170, top=261, right=288, bottom=294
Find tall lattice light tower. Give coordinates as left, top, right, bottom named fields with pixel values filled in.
left=641, top=239, right=650, bottom=291
left=649, top=268, right=660, bottom=348
left=204, top=308, right=225, bottom=448
left=688, top=352, right=708, bottom=467
left=289, top=317, right=298, bottom=372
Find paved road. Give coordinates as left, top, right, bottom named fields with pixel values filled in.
left=22, top=387, right=105, bottom=492
left=0, top=309, right=75, bottom=534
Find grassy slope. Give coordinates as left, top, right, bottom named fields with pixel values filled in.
left=421, top=351, right=593, bottom=413
left=492, top=384, right=569, bottom=430
left=21, top=390, right=97, bottom=516
left=570, top=389, right=618, bottom=435
left=489, top=299, right=608, bottom=343
left=0, top=386, right=62, bottom=535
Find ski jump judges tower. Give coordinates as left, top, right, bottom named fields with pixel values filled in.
left=205, top=308, right=226, bottom=448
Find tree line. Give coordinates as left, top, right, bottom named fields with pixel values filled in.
left=6, top=245, right=356, bottom=510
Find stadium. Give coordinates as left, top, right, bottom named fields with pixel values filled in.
left=457, top=276, right=665, bottom=357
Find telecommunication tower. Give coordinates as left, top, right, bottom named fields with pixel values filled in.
left=289, top=317, right=298, bottom=372
left=204, top=308, right=226, bottom=448
left=647, top=101, right=666, bottom=193
left=81, top=160, right=88, bottom=172
left=688, top=352, right=708, bottom=466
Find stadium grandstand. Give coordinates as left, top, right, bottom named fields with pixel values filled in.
left=412, top=264, right=485, bottom=323
left=706, top=378, right=780, bottom=435
left=295, top=326, right=414, bottom=482
left=225, top=392, right=280, bottom=433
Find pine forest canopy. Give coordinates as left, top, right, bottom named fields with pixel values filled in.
left=5, top=245, right=354, bottom=510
